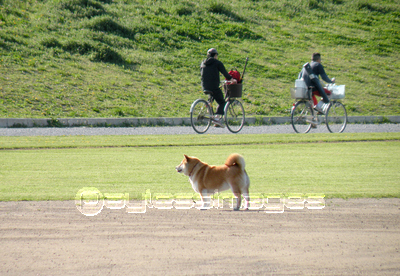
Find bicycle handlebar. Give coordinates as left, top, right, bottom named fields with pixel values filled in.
left=325, top=82, right=345, bottom=92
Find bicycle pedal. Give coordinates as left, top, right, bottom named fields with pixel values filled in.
left=306, top=119, right=320, bottom=125
left=212, top=118, right=225, bottom=128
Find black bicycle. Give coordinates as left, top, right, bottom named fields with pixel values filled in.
left=190, top=81, right=245, bottom=134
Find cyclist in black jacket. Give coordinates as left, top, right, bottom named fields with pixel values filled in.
left=201, top=48, right=236, bottom=126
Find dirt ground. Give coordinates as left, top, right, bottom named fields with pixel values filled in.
left=1, top=198, right=399, bottom=275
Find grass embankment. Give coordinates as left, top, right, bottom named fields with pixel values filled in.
left=1, top=0, right=399, bottom=119
left=1, top=133, right=399, bottom=201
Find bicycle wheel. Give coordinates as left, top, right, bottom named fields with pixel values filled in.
left=291, top=101, right=314, bottom=133
left=224, top=99, right=245, bottom=133
left=190, top=99, right=212, bottom=134
left=325, top=101, right=347, bottom=133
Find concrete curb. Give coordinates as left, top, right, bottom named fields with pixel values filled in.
left=0, top=116, right=399, bottom=128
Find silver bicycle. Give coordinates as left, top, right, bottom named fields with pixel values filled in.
left=290, top=83, right=347, bottom=133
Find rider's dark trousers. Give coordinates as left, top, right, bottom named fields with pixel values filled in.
left=213, top=88, right=226, bottom=115
left=312, top=78, right=330, bottom=104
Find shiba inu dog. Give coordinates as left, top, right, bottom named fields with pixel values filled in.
left=175, top=153, right=250, bottom=211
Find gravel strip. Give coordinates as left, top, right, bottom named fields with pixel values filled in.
left=0, top=124, right=399, bottom=136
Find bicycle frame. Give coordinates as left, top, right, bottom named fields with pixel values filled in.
left=189, top=85, right=234, bottom=119
left=190, top=83, right=245, bottom=134
left=291, top=86, right=347, bottom=133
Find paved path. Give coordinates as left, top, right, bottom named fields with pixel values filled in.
left=1, top=124, right=399, bottom=136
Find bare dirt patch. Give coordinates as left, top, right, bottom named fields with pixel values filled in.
left=1, top=199, right=399, bottom=275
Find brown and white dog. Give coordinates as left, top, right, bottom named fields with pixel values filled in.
left=175, top=153, right=250, bottom=211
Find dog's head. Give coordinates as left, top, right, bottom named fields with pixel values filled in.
left=175, top=155, right=195, bottom=176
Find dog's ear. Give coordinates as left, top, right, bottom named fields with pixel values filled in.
left=184, top=154, right=190, bottom=160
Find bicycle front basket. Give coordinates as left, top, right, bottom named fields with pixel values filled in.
left=224, top=83, right=242, bottom=98
left=330, top=85, right=345, bottom=99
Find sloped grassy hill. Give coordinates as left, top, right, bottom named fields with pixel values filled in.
left=0, top=0, right=399, bottom=118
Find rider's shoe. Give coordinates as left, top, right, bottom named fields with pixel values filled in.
left=212, top=116, right=225, bottom=128
left=314, top=101, right=329, bottom=114
left=213, top=118, right=225, bottom=128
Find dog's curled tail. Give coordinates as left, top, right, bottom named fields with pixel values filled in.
left=225, top=153, right=246, bottom=171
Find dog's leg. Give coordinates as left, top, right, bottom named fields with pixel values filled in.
left=242, top=193, right=250, bottom=211
left=242, top=172, right=250, bottom=211
left=198, top=192, right=205, bottom=209
left=199, top=190, right=212, bottom=210
left=232, top=192, right=242, bottom=211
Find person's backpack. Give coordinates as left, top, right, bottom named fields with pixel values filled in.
left=227, top=68, right=241, bottom=83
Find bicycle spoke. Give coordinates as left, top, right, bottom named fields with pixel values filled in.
left=326, top=101, right=347, bottom=133
left=190, top=99, right=212, bottom=134
left=291, top=101, right=313, bottom=133
left=224, top=100, right=245, bottom=133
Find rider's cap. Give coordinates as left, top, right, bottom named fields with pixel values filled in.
left=207, top=48, right=218, bottom=56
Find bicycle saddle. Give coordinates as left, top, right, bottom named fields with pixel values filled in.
left=203, top=90, right=213, bottom=95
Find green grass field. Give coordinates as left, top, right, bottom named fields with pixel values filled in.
left=1, top=0, right=399, bottom=119
left=1, top=133, right=399, bottom=201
